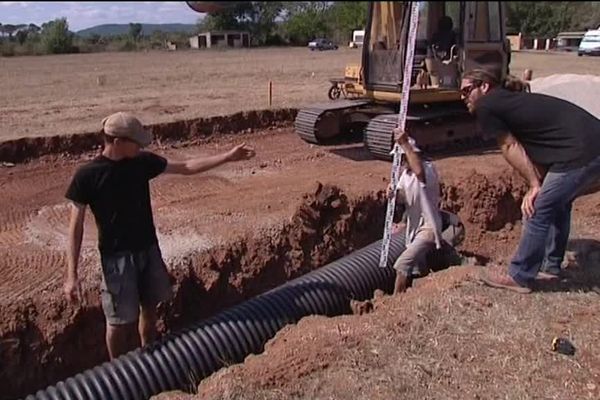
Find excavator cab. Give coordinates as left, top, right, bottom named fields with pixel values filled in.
left=296, top=1, right=512, bottom=159
left=364, top=2, right=507, bottom=93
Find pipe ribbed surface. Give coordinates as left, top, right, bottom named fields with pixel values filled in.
left=23, top=234, right=406, bottom=400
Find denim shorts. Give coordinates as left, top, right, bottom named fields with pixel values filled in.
left=100, top=244, right=172, bottom=325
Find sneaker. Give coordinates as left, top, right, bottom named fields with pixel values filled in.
left=480, top=268, right=532, bottom=294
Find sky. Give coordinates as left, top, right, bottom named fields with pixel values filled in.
left=0, top=1, right=204, bottom=31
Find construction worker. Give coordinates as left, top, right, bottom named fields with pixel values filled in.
left=460, top=68, right=600, bottom=293
left=387, top=128, right=445, bottom=294
left=64, top=112, right=255, bottom=359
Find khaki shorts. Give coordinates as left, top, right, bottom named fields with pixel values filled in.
left=393, top=228, right=436, bottom=277
left=100, top=244, right=172, bottom=325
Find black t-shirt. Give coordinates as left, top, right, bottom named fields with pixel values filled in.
left=65, top=152, right=167, bottom=255
left=475, top=88, right=600, bottom=171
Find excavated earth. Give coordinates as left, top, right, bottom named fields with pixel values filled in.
left=1, top=113, right=599, bottom=399
left=0, top=49, right=597, bottom=398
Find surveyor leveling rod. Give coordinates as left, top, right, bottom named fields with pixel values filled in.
left=379, top=1, right=421, bottom=269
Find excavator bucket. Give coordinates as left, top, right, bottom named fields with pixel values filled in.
left=185, top=2, right=236, bottom=13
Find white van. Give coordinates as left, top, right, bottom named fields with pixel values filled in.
left=349, top=30, right=365, bottom=48
left=578, top=29, right=600, bottom=56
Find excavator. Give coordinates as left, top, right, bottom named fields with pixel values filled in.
left=186, top=1, right=513, bottom=160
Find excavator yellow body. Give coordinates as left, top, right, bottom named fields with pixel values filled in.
left=186, top=2, right=513, bottom=159
left=296, top=1, right=513, bottom=159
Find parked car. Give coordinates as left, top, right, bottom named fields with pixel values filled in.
left=308, top=38, right=338, bottom=51
left=578, top=29, right=600, bottom=56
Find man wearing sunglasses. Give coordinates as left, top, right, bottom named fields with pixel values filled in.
left=64, top=112, right=255, bottom=359
left=460, top=68, right=600, bottom=294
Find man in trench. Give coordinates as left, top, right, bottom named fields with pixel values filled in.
left=387, top=128, right=464, bottom=294
left=460, top=68, right=600, bottom=293
left=64, top=112, right=255, bottom=359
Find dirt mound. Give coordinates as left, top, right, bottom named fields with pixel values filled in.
left=441, top=171, right=527, bottom=232
left=0, top=108, right=297, bottom=164
left=529, top=74, right=600, bottom=119
left=438, top=170, right=529, bottom=265
left=194, top=250, right=600, bottom=400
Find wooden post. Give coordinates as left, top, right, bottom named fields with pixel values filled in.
left=268, top=80, right=272, bottom=108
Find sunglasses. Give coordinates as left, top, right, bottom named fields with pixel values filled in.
left=460, top=82, right=481, bottom=97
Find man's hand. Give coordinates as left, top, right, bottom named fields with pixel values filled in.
left=522, top=185, right=541, bottom=219
left=391, top=222, right=405, bottom=234
left=226, top=143, right=256, bottom=162
left=393, top=127, right=409, bottom=145
left=64, top=276, right=82, bottom=304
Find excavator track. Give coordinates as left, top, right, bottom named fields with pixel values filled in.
left=295, top=99, right=371, bottom=144
left=364, top=103, right=495, bottom=160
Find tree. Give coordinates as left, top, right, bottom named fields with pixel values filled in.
left=1, top=24, right=19, bottom=41
left=129, top=23, right=142, bottom=41
left=570, top=2, right=600, bottom=30
left=86, top=33, right=102, bottom=45
left=41, top=18, right=74, bottom=54
left=197, top=1, right=254, bottom=32
left=16, top=29, right=28, bottom=45
left=245, top=2, right=284, bottom=45
left=282, top=2, right=332, bottom=45
left=325, top=1, right=368, bottom=44
left=505, top=1, right=598, bottom=37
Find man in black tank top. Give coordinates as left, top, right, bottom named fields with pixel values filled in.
left=65, top=112, right=256, bottom=359
left=459, top=69, right=600, bottom=293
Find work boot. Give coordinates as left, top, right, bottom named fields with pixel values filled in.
left=536, top=271, right=561, bottom=281
left=480, top=268, right=532, bottom=294
left=394, top=272, right=410, bottom=295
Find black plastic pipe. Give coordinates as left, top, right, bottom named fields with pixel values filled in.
left=23, top=234, right=406, bottom=400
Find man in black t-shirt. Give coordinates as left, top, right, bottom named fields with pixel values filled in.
left=65, top=112, right=255, bottom=359
left=459, top=69, right=600, bottom=293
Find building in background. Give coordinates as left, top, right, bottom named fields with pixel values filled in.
left=189, top=31, right=250, bottom=49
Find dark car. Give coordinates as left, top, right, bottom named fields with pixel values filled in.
left=308, top=38, right=338, bottom=51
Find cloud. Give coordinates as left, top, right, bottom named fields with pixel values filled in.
left=0, top=1, right=199, bottom=31
left=0, top=2, right=29, bottom=6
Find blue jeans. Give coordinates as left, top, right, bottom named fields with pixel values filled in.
left=509, top=155, right=600, bottom=287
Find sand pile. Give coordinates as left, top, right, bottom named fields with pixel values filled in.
left=529, top=74, right=600, bottom=119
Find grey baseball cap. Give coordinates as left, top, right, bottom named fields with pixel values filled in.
left=101, top=112, right=152, bottom=147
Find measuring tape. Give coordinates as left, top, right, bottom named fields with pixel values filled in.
left=379, top=1, right=421, bottom=269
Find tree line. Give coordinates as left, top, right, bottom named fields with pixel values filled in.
left=197, top=1, right=599, bottom=44
left=0, top=18, right=193, bottom=57
left=505, top=1, right=600, bottom=36
left=1, top=2, right=599, bottom=57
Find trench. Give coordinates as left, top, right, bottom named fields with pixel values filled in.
left=1, top=171, right=529, bottom=400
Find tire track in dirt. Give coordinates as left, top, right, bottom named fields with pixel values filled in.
left=0, top=248, right=66, bottom=302
left=24, top=203, right=97, bottom=250
left=151, top=174, right=235, bottom=206
left=0, top=200, right=99, bottom=304
left=0, top=209, right=31, bottom=247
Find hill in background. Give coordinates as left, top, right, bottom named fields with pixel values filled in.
left=76, top=23, right=197, bottom=37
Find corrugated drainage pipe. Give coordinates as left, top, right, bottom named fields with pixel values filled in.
left=24, top=234, right=406, bottom=400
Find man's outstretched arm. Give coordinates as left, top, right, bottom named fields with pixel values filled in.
left=164, top=143, right=255, bottom=175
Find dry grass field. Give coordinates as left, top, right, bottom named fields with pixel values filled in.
left=1, top=47, right=599, bottom=141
